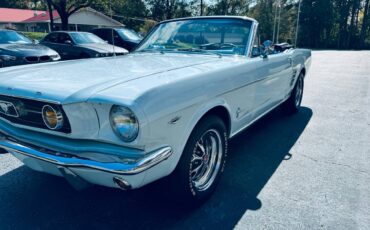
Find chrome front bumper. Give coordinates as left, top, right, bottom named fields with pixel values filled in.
left=0, top=133, right=172, bottom=189
left=0, top=135, right=172, bottom=175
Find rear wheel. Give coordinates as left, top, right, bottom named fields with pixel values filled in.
left=281, top=72, right=304, bottom=114
left=169, top=115, right=228, bottom=206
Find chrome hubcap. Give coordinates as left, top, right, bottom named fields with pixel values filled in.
left=190, top=129, right=223, bottom=191
left=295, top=77, right=303, bottom=107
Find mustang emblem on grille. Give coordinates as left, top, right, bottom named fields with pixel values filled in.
left=0, top=100, right=19, bottom=117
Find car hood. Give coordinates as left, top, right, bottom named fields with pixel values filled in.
left=0, top=53, right=221, bottom=104
left=0, top=43, right=57, bottom=56
left=78, top=43, right=128, bottom=53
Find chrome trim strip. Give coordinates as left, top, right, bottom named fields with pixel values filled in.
left=0, top=135, right=172, bottom=175
left=0, top=94, right=61, bottom=105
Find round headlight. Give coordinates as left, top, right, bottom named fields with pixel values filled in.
left=42, top=105, right=64, bottom=130
left=110, top=105, right=139, bottom=142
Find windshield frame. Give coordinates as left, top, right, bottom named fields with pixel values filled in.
left=134, top=17, right=255, bottom=57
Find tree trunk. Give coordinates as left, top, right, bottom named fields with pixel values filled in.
left=45, top=0, right=54, bottom=31
left=360, top=0, right=370, bottom=47
left=348, top=0, right=360, bottom=48
left=60, top=13, right=69, bottom=30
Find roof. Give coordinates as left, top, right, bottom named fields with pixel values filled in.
left=0, top=8, right=46, bottom=22
left=23, top=10, right=59, bottom=23
left=0, top=7, right=123, bottom=26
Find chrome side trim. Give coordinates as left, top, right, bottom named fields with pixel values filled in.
left=0, top=135, right=172, bottom=175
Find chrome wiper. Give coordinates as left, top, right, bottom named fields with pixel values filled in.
left=176, top=48, right=222, bottom=58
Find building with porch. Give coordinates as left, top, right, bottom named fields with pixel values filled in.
left=0, top=7, right=123, bottom=32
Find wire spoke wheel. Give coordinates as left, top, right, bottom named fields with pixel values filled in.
left=190, top=129, right=223, bottom=191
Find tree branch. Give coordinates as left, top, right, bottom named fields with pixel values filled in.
left=68, top=1, right=90, bottom=16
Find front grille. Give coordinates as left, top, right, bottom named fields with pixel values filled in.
left=0, top=95, right=71, bottom=133
left=40, top=56, right=51, bottom=62
left=25, top=56, right=39, bottom=62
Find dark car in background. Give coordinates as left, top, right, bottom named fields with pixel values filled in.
left=0, top=30, right=60, bottom=68
left=40, top=31, right=128, bottom=60
left=273, top=42, right=294, bottom=53
left=91, top=27, right=142, bottom=51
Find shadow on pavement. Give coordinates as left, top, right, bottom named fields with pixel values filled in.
left=0, top=107, right=312, bottom=230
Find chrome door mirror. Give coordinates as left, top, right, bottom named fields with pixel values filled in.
left=251, top=46, right=261, bottom=57
left=261, top=40, right=272, bottom=59
left=261, top=48, right=269, bottom=59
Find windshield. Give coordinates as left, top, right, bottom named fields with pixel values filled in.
left=69, top=32, right=105, bottom=44
left=116, top=28, right=142, bottom=41
left=0, top=31, right=32, bottom=44
left=136, top=18, right=252, bottom=56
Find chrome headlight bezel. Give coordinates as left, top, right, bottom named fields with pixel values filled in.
left=42, top=105, right=64, bottom=130
left=109, top=105, right=139, bottom=142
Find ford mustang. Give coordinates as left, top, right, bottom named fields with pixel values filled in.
left=0, top=16, right=311, bottom=205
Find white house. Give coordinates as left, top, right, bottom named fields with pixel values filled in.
left=0, top=7, right=124, bottom=32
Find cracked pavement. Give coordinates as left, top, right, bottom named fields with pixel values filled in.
left=0, top=51, right=369, bottom=229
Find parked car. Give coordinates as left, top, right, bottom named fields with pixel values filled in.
left=40, top=31, right=128, bottom=60
left=0, top=16, right=311, bottom=205
left=91, top=27, right=142, bottom=51
left=0, top=29, right=60, bottom=68
left=273, top=42, right=294, bottom=53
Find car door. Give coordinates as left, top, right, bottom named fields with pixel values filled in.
left=56, top=33, right=80, bottom=60
left=250, top=35, right=293, bottom=119
left=41, top=33, right=59, bottom=51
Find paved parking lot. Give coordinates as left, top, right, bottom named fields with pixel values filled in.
left=0, top=51, right=369, bottom=230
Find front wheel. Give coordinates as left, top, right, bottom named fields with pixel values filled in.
left=169, top=115, right=228, bottom=206
left=281, top=72, right=304, bottom=114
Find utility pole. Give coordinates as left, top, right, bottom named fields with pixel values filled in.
left=200, top=0, right=204, bottom=16
left=276, top=0, right=282, bottom=44
left=295, top=0, right=302, bottom=47
left=109, top=0, right=116, bottom=57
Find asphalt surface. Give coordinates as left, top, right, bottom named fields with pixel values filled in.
left=0, top=51, right=369, bottom=230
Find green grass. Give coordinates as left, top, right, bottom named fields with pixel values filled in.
left=21, top=32, right=47, bottom=41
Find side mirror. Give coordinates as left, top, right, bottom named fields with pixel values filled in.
left=261, top=47, right=269, bottom=59
left=251, top=46, right=261, bottom=57
left=32, top=39, right=39, bottom=44
left=65, top=40, right=72, bottom=45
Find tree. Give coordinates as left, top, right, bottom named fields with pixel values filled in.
left=360, top=0, right=370, bottom=47
left=45, top=0, right=55, bottom=31
left=44, top=0, right=91, bottom=30
left=208, top=0, right=251, bottom=15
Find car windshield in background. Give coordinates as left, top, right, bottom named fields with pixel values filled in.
left=136, top=18, right=252, bottom=56
left=0, top=31, right=32, bottom=44
left=116, top=28, right=142, bottom=41
left=69, top=32, right=105, bottom=44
